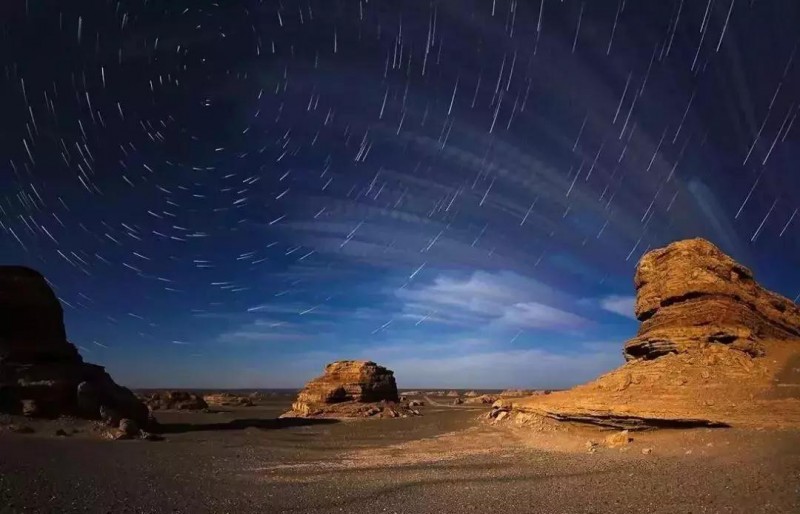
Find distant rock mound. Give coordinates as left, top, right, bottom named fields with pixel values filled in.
left=0, top=266, right=150, bottom=428
left=464, top=394, right=498, bottom=405
left=499, top=389, right=535, bottom=397
left=282, top=360, right=418, bottom=418
left=507, top=239, right=800, bottom=430
left=141, top=391, right=208, bottom=411
left=203, top=392, right=255, bottom=407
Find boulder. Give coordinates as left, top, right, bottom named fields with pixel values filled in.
left=604, top=430, right=632, bottom=448
left=0, top=267, right=150, bottom=428
left=118, top=418, right=139, bottom=438
left=141, top=391, right=208, bottom=411
left=281, top=360, right=405, bottom=418
left=509, top=239, right=800, bottom=430
left=492, top=399, right=513, bottom=410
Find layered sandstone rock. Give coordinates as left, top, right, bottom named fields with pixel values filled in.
left=508, top=239, right=800, bottom=430
left=0, top=266, right=150, bottom=428
left=624, top=238, right=800, bottom=360
left=282, top=360, right=411, bottom=418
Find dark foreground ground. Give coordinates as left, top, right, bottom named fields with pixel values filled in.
left=1, top=395, right=799, bottom=514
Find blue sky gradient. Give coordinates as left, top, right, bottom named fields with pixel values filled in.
left=2, top=0, right=800, bottom=388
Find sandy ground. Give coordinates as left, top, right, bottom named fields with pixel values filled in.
left=1, top=395, right=799, bottom=514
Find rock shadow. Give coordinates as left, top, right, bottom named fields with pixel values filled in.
left=155, top=417, right=339, bottom=434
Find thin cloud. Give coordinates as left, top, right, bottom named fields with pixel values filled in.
left=599, top=295, right=637, bottom=319
left=396, top=270, right=588, bottom=331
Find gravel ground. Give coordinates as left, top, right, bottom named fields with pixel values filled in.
left=1, top=400, right=799, bottom=514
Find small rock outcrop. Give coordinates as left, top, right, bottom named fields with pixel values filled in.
left=464, top=394, right=497, bottom=405
left=141, top=391, right=208, bottom=411
left=282, top=360, right=417, bottom=418
left=203, top=392, right=255, bottom=407
left=499, top=389, right=535, bottom=397
left=507, top=239, right=800, bottom=430
left=0, top=266, right=150, bottom=428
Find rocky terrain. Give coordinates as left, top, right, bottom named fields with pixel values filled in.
left=2, top=242, right=799, bottom=512
left=140, top=391, right=209, bottom=411
left=0, top=266, right=151, bottom=435
left=203, top=392, right=256, bottom=407
left=282, top=360, right=421, bottom=418
left=506, top=238, right=800, bottom=430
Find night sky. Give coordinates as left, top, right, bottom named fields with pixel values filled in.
left=2, top=0, right=799, bottom=389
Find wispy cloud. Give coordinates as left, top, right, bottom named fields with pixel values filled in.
left=396, top=270, right=589, bottom=331
left=217, top=319, right=311, bottom=344
left=599, top=295, right=637, bottom=319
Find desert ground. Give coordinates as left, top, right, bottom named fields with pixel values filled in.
left=1, top=391, right=798, bottom=514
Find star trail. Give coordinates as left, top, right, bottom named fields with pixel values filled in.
left=1, top=0, right=799, bottom=388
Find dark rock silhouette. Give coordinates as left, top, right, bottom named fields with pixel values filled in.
left=0, top=266, right=150, bottom=427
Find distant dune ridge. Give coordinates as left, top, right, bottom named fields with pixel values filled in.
left=0, top=266, right=151, bottom=431
left=499, top=238, right=800, bottom=430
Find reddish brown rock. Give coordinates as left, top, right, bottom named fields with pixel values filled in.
left=141, top=391, right=208, bottom=411
left=0, top=266, right=151, bottom=428
left=624, top=238, right=800, bottom=360
left=282, top=360, right=404, bottom=418
left=510, top=239, right=800, bottom=430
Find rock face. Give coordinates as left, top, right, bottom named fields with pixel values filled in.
left=508, top=239, right=800, bottom=430
left=624, top=239, right=800, bottom=360
left=0, top=266, right=150, bottom=427
left=283, top=360, right=401, bottom=417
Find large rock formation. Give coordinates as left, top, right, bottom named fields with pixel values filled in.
left=0, top=266, right=150, bottom=427
left=282, top=360, right=409, bottom=418
left=508, top=239, right=800, bottom=430
left=624, top=239, right=800, bottom=360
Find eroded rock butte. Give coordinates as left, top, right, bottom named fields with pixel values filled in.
left=282, top=360, right=420, bottom=418
left=505, top=239, right=800, bottom=430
